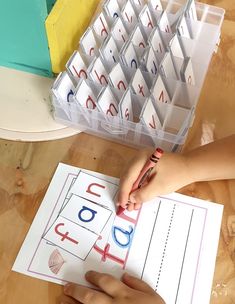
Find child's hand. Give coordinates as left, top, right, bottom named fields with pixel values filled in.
left=61, top=271, right=165, bottom=304
left=117, top=148, right=192, bottom=211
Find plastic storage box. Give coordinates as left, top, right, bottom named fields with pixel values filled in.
left=51, top=0, right=225, bottom=152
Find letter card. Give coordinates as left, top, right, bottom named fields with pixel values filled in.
left=66, top=50, right=88, bottom=82
left=101, top=35, right=120, bottom=64
left=97, top=86, right=119, bottom=117
left=158, top=11, right=172, bottom=34
left=111, top=17, right=129, bottom=43
left=121, top=0, right=138, bottom=25
left=121, top=41, right=139, bottom=69
left=74, top=80, right=97, bottom=110
left=109, top=63, right=128, bottom=91
left=61, top=194, right=112, bottom=234
left=140, top=98, right=162, bottom=129
left=151, top=74, right=171, bottom=104
left=180, top=57, right=196, bottom=86
left=149, top=0, right=163, bottom=11
left=80, top=27, right=98, bottom=56
left=70, top=171, right=118, bottom=205
left=43, top=216, right=98, bottom=260
left=119, top=88, right=134, bottom=121
left=52, top=72, right=75, bottom=104
left=131, top=68, right=150, bottom=97
left=104, top=0, right=120, bottom=19
left=139, top=5, right=155, bottom=30
left=89, top=57, right=109, bottom=86
left=93, top=12, right=110, bottom=40
left=146, top=47, right=159, bottom=75
left=130, top=24, right=147, bottom=48
left=149, top=27, right=165, bottom=54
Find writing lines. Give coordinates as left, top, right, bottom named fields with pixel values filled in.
left=140, top=197, right=207, bottom=304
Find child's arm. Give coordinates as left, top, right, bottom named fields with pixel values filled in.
left=61, top=271, right=165, bottom=304
left=117, top=134, right=235, bottom=211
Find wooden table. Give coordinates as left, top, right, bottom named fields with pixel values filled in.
left=0, top=1, right=235, bottom=303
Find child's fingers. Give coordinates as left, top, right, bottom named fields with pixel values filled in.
left=129, top=176, right=159, bottom=204
left=122, top=273, right=156, bottom=295
left=117, top=153, right=149, bottom=207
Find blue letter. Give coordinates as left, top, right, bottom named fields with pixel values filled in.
left=112, top=225, right=134, bottom=248
left=78, top=206, right=97, bottom=222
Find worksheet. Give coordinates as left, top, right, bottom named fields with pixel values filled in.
left=13, top=163, right=223, bottom=304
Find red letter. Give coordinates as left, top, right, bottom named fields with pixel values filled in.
left=100, top=17, right=108, bottom=37
left=106, top=103, right=118, bottom=116
left=125, top=108, right=129, bottom=120
left=86, top=95, right=96, bottom=109
left=159, top=90, right=166, bottom=103
left=86, top=183, right=105, bottom=197
left=117, top=80, right=127, bottom=91
left=55, top=223, right=79, bottom=244
left=139, top=42, right=145, bottom=48
left=138, top=84, right=145, bottom=97
left=94, top=70, right=108, bottom=85
left=72, top=66, right=87, bottom=79
left=93, top=242, right=125, bottom=266
left=147, top=11, right=153, bottom=29
left=125, top=12, right=133, bottom=23
left=149, top=115, right=156, bottom=129
left=89, top=47, right=95, bottom=56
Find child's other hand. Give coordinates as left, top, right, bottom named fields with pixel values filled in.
left=117, top=148, right=192, bottom=211
left=61, top=271, right=165, bottom=304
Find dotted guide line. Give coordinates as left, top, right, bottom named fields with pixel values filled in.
left=155, top=204, right=176, bottom=290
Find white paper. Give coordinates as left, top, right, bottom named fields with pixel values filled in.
left=93, top=12, right=110, bottom=40
left=160, top=52, right=178, bottom=80
left=97, top=87, right=119, bottom=116
left=169, top=35, right=185, bottom=59
left=181, top=58, right=196, bottom=86
left=109, top=63, right=128, bottom=91
left=149, top=28, right=165, bottom=54
left=112, top=17, right=129, bottom=43
left=13, top=163, right=223, bottom=304
left=104, top=0, right=120, bottom=19
left=151, top=74, right=171, bottom=104
left=177, top=16, right=191, bottom=38
left=74, top=80, right=97, bottom=110
left=132, top=0, right=145, bottom=11
left=122, top=0, right=138, bottom=25
left=119, top=88, right=134, bottom=121
left=146, top=47, right=159, bottom=75
left=89, top=57, right=109, bottom=86
left=140, top=97, right=162, bottom=129
left=122, top=41, right=139, bottom=69
left=101, top=35, right=120, bottom=64
left=52, top=72, right=75, bottom=104
left=131, top=68, right=150, bottom=98
left=130, top=24, right=147, bottom=48
left=80, top=27, right=98, bottom=56
left=139, top=5, right=155, bottom=30
left=66, top=51, right=88, bottom=80
left=149, top=0, right=163, bottom=11
left=158, top=11, right=172, bottom=34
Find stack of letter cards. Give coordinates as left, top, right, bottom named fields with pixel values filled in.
left=51, top=0, right=224, bottom=148
left=13, top=163, right=223, bottom=304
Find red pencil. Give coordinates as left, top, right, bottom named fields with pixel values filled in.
left=116, top=147, right=164, bottom=215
